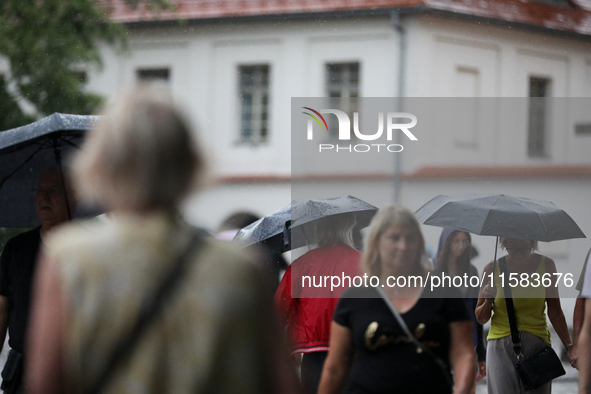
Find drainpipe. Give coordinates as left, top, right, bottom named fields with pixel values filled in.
left=390, top=9, right=406, bottom=204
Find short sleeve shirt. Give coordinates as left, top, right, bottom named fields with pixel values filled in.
left=333, top=286, right=469, bottom=394
left=580, top=250, right=591, bottom=298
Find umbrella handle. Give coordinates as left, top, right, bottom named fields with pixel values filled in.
left=283, top=221, right=291, bottom=251
left=491, top=236, right=499, bottom=288
left=53, top=144, right=72, bottom=221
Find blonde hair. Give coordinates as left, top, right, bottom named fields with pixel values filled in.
left=498, top=237, right=538, bottom=251
left=315, top=213, right=356, bottom=249
left=74, top=84, right=204, bottom=210
left=361, top=205, right=427, bottom=277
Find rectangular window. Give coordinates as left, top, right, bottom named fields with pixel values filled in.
left=239, top=65, right=270, bottom=144
left=326, top=62, right=360, bottom=137
left=137, top=68, right=170, bottom=82
left=528, top=77, right=551, bottom=158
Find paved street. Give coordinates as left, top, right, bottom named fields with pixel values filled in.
left=0, top=338, right=578, bottom=392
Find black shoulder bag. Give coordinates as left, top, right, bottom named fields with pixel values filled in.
left=498, top=257, right=565, bottom=391
left=85, top=229, right=205, bottom=394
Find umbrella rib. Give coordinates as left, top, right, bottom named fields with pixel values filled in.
left=0, top=145, right=44, bottom=191
left=63, top=140, right=81, bottom=149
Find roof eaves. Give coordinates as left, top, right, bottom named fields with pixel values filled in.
left=113, top=1, right=591, bottom=38
left=120, top=6, right=427, bottom=28
left=424, top=6, right=591, bottom=40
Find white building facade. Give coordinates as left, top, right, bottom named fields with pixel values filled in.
left=4, top=0, right=591, bottom=286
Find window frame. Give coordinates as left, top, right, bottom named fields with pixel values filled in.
left=324, top=62, right=361, bottom=139
left=237, top=64, right=271, bottom=146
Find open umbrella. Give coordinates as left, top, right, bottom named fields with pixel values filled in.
left=415, top=193, right=586, bottom=271
left=233, top=202, right=292, bottom=254
left=415, top=193, right=586, bottom=242
left=233, top=195, right=378, bottom=254
left=0, top=113, right=100, bottom=227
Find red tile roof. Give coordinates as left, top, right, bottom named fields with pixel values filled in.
left=107, top=0, right=591, bottom=37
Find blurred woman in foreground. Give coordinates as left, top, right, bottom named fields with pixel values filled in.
left=318, top=205, right=475, bottom=394
left=26, top=85, right=298, bottom=394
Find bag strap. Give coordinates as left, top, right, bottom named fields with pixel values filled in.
left=374, top=286, right=453, bottom=390
left=497, top=257, right=522, bottom=359
left=86, top=228, right=207, bottom=394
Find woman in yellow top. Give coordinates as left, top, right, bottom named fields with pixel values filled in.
left=476, top=237, right=575, bottom=394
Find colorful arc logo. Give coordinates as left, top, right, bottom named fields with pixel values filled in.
left=302, top=107, right=328, bottom=131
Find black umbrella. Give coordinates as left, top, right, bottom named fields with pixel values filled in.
left=233, top=202, right=292, bottom=254
left=0, top=113, right=100, bottom=227
left=415, top=193, right=586, bottom=271
left=415, top=193, right=586, bottom=242
left=233, top=195, right=379, bottom=254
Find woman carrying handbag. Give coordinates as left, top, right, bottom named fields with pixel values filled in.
left=476, top=237, right=575, bottom=394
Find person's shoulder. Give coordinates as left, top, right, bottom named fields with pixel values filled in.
left=46, top=219, right=109, bottom=254
left=196, top=239, right=274, bottom=305
left=198, top=237, right=266, bottom=282
left=5, top=227, right=40, bottom=247
left=0, top=229, right=40, bottom=263
left=201, top=237, right=254, bottom=267
left=538, top=253, right=556, bottom=272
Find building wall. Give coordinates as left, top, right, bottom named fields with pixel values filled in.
left=3, top=13, right=588, bottom=241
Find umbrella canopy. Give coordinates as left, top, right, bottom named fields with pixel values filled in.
left=0, top=113, right=100, bottom=227
left=415, top=193, right=586, bottom=242
left=233, top=202, right=292, bottom=254
left=233, top=195, right=378, bottom=253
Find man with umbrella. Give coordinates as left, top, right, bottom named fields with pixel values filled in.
left=0, top=167, right=77, bottom=393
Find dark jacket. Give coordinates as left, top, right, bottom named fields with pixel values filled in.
left=435, top=228, right=486, bottom=361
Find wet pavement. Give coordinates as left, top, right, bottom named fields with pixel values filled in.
left=0, top=338, right=578, bottom=392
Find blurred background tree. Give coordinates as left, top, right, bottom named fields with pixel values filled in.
left=0, top=0, right=170, bottom=131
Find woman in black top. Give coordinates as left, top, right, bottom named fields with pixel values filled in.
left=318, top=205, right=475, bottom=394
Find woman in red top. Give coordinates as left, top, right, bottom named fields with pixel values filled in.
left=275, top=214, right=362, bottom=394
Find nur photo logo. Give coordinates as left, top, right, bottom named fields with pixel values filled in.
left=302, top=107, right=418, bottom=153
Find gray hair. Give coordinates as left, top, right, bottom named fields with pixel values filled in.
left=315, top=214, right=356, bottom=249
left=74, top=84, right=204, bottom=210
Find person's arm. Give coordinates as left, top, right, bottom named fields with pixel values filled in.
left=573, top=295, right=585, bottom=369
left=26, top=253, right=65, bottom=394
left=0, top=240, right=13, bottom=355
left=474, top=320, right=487, bottom=380
left=468, top=266, right=487, bottom=380
left=475, top=262, right=496, bottom=325
left=449, top=320, right=476, bottom=394
left=317, top=322, right=353, bottom=394
left=578, top=298, right=591, bottom=393
left=545, top=257, right=574, bottom=367
left=0, top=295, right=8, bottom=354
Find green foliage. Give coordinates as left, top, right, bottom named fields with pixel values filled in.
left=0, top=76, right=35, bottom=131
left=0, top=0, right=171, bottom=131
